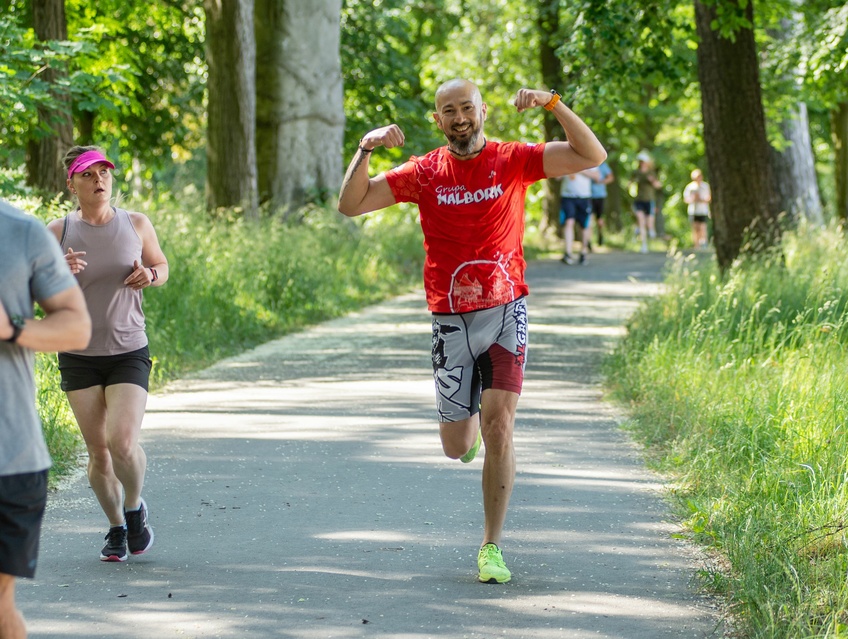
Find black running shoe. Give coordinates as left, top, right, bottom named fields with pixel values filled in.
left=125, top=498, right=154, bottom=555
left=100, top=526, right=128, bottom=562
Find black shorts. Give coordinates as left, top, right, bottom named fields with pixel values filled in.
left=691, top=214, right=709, bottom=224
left=633, top=200, right=654, bottom=216
left=58, top=345, right=152, bottom=392
left=591, top=197, right=605, bottom=218
left=560, top=197, right=592, bottom=229
left=0, top=470, right=48, bottom=578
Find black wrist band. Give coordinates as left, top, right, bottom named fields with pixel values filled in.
left=359, top=145, right=373, bottom=154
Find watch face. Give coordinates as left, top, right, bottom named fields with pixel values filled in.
left=12, top=315, right=25, bottom=329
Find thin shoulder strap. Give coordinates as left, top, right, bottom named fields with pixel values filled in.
left=60, top=214, right=69, bottom=246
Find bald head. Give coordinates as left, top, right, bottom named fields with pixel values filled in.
left=432, top=78, right=487, bottom=158
left=435, top=79, right=482, bottom=111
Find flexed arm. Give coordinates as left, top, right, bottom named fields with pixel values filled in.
left=513, top=89, right=607, bottom=178
left=338, top=125, right=405, bottom=217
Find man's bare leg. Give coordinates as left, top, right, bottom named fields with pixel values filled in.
left=0, top=574, right=26, bottom=639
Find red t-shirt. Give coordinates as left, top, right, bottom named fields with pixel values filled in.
left=385, top=141, right=547, bottom=313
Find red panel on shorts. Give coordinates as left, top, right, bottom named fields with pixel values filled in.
left=483, top=343, right=524, bottom=395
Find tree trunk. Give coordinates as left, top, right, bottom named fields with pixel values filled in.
left=537, top=0, right=562, bottom=234
left=77, top=111, right=96, bottom=146
left=204, top=0, right=258, bottom=217
left=770, top=103, right=823, bottom=225
left=26, top=0, right=74, bottom=196
left=833, top=102, right=848, bottom=221
left=255, top=0, right=344, bottom=217
left=694, top=0, right=780, bottom=270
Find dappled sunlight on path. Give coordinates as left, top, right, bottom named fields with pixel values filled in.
left=23, top=252, right=723, bottom=638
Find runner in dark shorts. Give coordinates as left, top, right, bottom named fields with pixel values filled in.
left=1, top=198, right=90, bottom=637
left=47, top=146, right=169, bottom=563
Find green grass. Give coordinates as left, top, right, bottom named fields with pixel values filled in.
left=20, top=194, right=425, bottom=482
left=605, top=222, right=848, bottom=638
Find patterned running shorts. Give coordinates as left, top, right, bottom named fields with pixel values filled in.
left=431, top=297, right=528, bottom=423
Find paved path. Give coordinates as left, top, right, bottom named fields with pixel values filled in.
left=21, top=251, right=723, bottom=638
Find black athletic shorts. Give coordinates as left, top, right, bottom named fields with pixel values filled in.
left=633, top=200, right=654, bottom=216
left=58, top=345, right=152, bottom=392
left=591, top=197, right=605, bottom=218
left=0, top=470, right=48, bottom=578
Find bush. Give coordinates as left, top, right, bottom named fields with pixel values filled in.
left=605, top=222, right=848, bottom=638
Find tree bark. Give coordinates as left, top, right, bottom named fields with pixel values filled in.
left=204, top=0, right=258, bottom=217
left=770, top=103, right=823, bottom=225
left=26, top=0, right=74, bottom=196
left=694, top=0, right=780, bottom=270
left=833, top=102, right=848, bottom=221
left=537, top=0, right=563, bottom=234
left=255, top=0, right=344, bottom=216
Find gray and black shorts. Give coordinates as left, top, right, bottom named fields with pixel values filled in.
left=0, top=470, right=48, bottom=578
left=431, top=297, right=528, bottom=423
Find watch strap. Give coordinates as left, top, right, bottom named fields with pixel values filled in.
left=5, top=315, right=24, bottom=344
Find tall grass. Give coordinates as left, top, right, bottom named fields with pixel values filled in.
left=606, top=223, right=848, bottom=638
left=22, top=195, right=425, bottom=479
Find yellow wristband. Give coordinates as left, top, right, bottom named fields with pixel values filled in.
left=544, top=90, right=561, bottom=111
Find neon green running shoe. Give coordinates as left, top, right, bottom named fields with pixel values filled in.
left=477, top=543, right=511, bottom=584
left=460, top=429, right=482, bottom=463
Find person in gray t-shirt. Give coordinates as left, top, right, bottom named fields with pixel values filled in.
left=0, top=199, right=90, bottom=639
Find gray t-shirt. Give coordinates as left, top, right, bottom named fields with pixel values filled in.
left=0, top=200, right=78, bottom=476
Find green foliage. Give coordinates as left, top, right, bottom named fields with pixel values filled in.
left=35, top=354, right=83, bottom=480
left=0, top=11, right=119, bottom=161
left=63, top=0, right=207, bottom=174
left=22, top=194, right=424, bottom=479
left=606, top=223, right=848, bottom=636
left=341, top=0, right=458, bottom=165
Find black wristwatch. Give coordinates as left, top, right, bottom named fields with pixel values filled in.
left=4, top=314, right=25, bottom=344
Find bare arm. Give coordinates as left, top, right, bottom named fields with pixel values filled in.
left=513, top=89, right=607, bottom=177
left=337, top=125, right=405, bottom=217
left=127, top=213, right=169, bottom=289
left=0, top=287, right=90, bottom=353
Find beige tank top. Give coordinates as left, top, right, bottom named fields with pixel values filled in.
left=61, top=207, right=147, bottom=356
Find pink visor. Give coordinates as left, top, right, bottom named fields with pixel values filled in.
left=67, top=151, right=115, bottom=180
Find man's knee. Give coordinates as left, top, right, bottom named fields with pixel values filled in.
left=481, top=413, right=514, bottom=455
left=440, top=417, right=478, bottom=459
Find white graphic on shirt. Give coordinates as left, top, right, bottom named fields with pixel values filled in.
left=448, top=253, right=516, bottom=313
left=435, top=184, right=503, bottom=206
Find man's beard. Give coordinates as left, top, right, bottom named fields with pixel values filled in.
left=446, top=124, right=482, bottom=156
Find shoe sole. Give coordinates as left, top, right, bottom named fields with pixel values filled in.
left=478, top=574, right=511, bottom=584
left=100, top=554, right=127, bottom=562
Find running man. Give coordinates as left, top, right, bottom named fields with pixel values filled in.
left=1, top=199, right=90, bottom=639
left=338, top=79, right=606, bottom=583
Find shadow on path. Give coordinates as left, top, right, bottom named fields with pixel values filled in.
left=21, top=251, right=725, bottom=639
